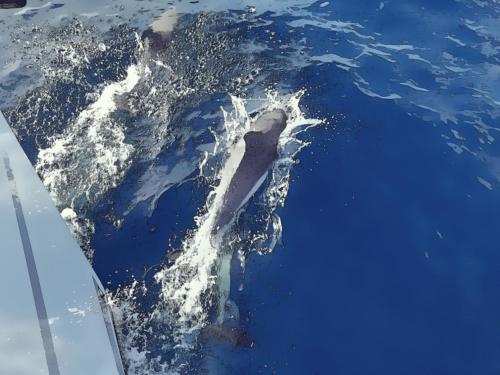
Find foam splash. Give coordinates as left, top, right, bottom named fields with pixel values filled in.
left=31, top=62, right=152, bottom=260
left=60, top=207, right=96, bottom=259
left=36, top=63, right=145, bottom=202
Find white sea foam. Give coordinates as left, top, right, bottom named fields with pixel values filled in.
left=400, top=80, right=429, bottom=92
left=445, top=65, right=471, bottom=73
left=477, top=176, right=493, bottom=190
left=354, top=82, right=402, bottom=100
left=407, top=53, right=432, bottom=64
left=371, top=43, right=415, bottom=51
left=36, top=63, right=147, bottom=207
left=33, top=62, right=151, bottom=260
left=351, top=41, right=396, bottom=63
left=287, top=18, right=372, bottom=39
left=311, top=53, right=359, bottom=68
left=445, top=35, right=466, bottom=47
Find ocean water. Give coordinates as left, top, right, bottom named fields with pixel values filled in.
left=1, top=0, right=500, bottom=374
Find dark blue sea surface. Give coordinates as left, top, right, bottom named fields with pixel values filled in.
left=1, top=0, right=500, bottom=373
left=226, top=86, right=500, bottom=374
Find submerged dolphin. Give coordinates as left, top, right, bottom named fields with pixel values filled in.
left=200, top=323, right=253, bottom=348
left=201, top=299, right=253, bottom=348
left=141, top=8, right=178, bottom=52
left=0, top=0, right=26, bottom=9
left=213, top=109, right=288, bottom=231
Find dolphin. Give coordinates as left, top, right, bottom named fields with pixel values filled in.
left=201, top=299, right=254, bottom=348
left=141, top=8, right=178, bottom=54
left=162, top=109, right=288, bottom=347
left=207, top=109, right=287, bottom=338
left=213, top=109, right=288, bottom=232
left=200, top=323, right=254, bottom=348
left=0, top=0, right=26, bottom=9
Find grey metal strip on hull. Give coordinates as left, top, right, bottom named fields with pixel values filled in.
left=2, top=156, right=61, bottom=375
left=92, top=278, right=126, bottom=375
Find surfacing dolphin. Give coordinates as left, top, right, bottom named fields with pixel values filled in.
left=200, top=109, right=288, bottom=348
left=213, top=109, right=288, bottom=232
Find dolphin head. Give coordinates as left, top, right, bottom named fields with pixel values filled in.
left=251, top=109, right=288, bottom=137
left=244, top=109, right=288, bottom=151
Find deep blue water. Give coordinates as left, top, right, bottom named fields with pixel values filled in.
left=225, top=83, right=500, bottom=374
left=1, top=0, right=500, bottom=373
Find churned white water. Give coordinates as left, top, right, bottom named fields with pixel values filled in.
left=36, top=63, right=145, bottom=206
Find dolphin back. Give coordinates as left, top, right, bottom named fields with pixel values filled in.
left=214, top=109, right=288, bottom=230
